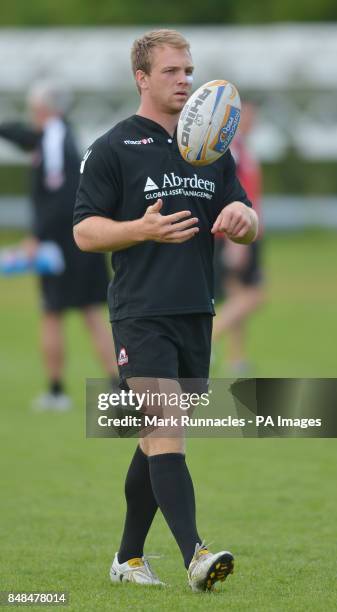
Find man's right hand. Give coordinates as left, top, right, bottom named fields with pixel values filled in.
left=140, top=199, right=199, bottom=244
left=74, top=199, right=199, bottom=253
left=21, top=236, right=40, bottom=260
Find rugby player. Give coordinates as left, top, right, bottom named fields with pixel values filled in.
left=73, top=30, right=258, bottom=591
left=0, top=81, right=118, bottom=410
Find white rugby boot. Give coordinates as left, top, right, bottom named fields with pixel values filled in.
left=32, top=392, right=72, bottom=412
left=187, top=541, right=234, bottom=592
left=109, top=553, right=165, bottom=586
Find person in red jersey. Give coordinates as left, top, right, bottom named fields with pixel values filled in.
left=213, top=102, right=265, bottom=374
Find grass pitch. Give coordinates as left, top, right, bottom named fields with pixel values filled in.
left=1, top=230, right=337, bottom=611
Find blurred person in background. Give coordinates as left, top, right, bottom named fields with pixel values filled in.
left=212, top=102, right=265, bottom=374
left=0, top=81, right=118, bottom=410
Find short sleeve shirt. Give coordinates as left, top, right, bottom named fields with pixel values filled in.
left=74, top=115, right=251, bottom=321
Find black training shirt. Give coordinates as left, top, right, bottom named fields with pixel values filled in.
left=74, top=115, right=251, bottom=321
left=0, top=120, right=81, bottom=242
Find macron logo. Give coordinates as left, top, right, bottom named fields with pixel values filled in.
left=144, top=177, right=159, bottom=192
left=124, top=137, right=154, bottom=145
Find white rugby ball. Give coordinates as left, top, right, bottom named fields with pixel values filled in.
left=177, top=80, right=241, bottom=166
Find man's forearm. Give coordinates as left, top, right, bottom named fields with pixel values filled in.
left=0, top=122, right=40, bottom=151
left=73, top=216, right=144, bottom=253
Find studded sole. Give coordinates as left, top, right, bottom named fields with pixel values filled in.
left=204, top=553, right=234, bottom=591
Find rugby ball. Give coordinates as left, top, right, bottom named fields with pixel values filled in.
left=177, top=80, right=241, bottom=166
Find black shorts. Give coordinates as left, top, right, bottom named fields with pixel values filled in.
left=224, top=240, right=263, bottom=287
left=112, top=314, right=212, bottom=384
left=39, top=241, right=109, bottom=312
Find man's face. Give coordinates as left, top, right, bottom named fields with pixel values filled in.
left=28, top=97, right=50, bottom=129
left=137, top=45, right=194, bottom=115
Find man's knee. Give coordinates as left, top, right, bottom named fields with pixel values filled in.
left=143, top=437, right=185, bottom=457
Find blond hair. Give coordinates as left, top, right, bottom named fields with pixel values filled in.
left=131, top=29, right=190, bottom=79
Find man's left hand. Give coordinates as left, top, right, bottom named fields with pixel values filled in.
left=211, top=201, right=258, bottom=245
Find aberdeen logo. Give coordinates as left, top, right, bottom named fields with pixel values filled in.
left=162, top=173, right=215, bottom=193
left=143, top=171, right=215, bottom=201
left=124, top=137, right=154, bottom=145
left=144, top=177, right=159, bottom=192
left=118, top=347, right=129, bottom=366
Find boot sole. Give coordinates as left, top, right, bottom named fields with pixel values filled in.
left=204, top=552, right=234, bottom=591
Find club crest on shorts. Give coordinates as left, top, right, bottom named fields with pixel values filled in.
left=118, top=347, right=129, bottom=366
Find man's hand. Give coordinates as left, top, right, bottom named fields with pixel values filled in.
left=211, top=201, right=258, bottom=245
left=21, top=236, right=39, bottom=260
left=73, top=199, right=199, bottom=253
left=140, top=199, right=199, bottom=244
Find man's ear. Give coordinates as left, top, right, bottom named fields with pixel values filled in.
left=135, top=69, right=149, bottom=92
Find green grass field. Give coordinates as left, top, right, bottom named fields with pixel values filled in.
left=1, top=230, right=337, bottom=611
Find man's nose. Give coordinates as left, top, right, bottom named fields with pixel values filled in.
left=177, top=71, right=190, bottom=86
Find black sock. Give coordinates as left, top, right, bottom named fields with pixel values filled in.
left=148, top=453, right=201, bottom=568
left=118, top=446, right=158, bottom=563
left=49, top=380, right=64, bottom=395
left=111, top=376, right=120, bottom=390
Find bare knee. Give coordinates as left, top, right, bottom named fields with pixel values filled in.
left=140, top=437, right=185, bottom=457
left=252, top=285, right=266, bottom=308
left=81, top=305, right=103, bottom=328
left=42, top=311, right=63, bottom=325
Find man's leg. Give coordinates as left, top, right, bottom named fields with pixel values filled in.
left=212, top=282, right=265, bottom=342
left=129, top=378, right=201, bottom=570
left=109, top=381, right=163, bottom=585
left=81, top=305, right=118, bottom=379
left=116, top=378, right=187, bottom=565
left=148, top=451, right=200, bottom=568
left=111, top=313, right=233, bottom=590
left=212, top=280, right=264, bottom=373
left=41, top=310, right=65, bottom=392
left=32, top=310, right=71, bottom=410
left=117, top=444, right=158, bottom=563
left=227, top=318, right=246, bottom=366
